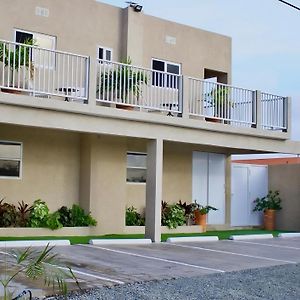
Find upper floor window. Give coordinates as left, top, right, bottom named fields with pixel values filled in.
left=152, top=59, right=181, bottom=88
left=15, top=29, right=56, bottom=68
left=0, top=141, right=22, bottom=179
left=98, top=46, right=113, bottom=61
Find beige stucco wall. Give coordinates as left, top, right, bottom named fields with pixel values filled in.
left=0, top=0, right=231, bottom=80
left=126, top=8, right=231, bottom=81
left=0, top=124, right=80, bottom=209
left=269, top=164, right=300, bottom=231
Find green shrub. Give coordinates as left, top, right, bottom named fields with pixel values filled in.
left=46, top=211, right=63, bottom=230
left=161, top=203, right=185, bottom=229
left=29, top=199, right=49, bottom=227
left=0, top=198, right=17, bottom=227
left=126, top=206, right=145, bottom=226
left=57, top=206, right=72, bottom=227
left=253, top=190, right=282, bottom=212
left=70, top=204, right=97, bottom=227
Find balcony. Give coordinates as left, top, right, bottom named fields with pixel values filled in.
left=0, top=39, right=289, bottom=134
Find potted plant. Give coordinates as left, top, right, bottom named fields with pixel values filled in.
left=0, top=38, right=35, bottom=93
left=97, top=57, right=148, bottom=110
left=192, top=200, right=217, bottom=232
left=205, top=86, right=232, bottom=122
left=253, top=190, right=282, bottom=230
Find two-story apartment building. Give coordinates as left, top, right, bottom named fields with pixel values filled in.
left=0, top=0, right=298, bottom=241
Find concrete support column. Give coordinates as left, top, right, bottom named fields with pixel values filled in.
left=145, top=139, right=163, bottom=243
left=225, top=154, right=232, bottom=225
left=87, top=56, right=97, bottom=107
left=181, top=76, right=190, bottom=119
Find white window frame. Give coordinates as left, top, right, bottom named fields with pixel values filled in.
left=97, top=45, right=113, bottom=62
left=151, top=58, right=181, bottom=89
left=126, top=151, right=147, bottom=184
left=0, top=141, right=23, bottom=180
left=14, top=28, right=56, bottom=69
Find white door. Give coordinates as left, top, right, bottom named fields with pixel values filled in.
left=231, top=163, right=268, bottom=226
left=192, top=152, right=225, bottom=225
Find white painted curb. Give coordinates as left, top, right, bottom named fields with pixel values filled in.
left=229, top=234, right=274, bottom=240
left=167, top=236, right=219, bottom=243
left=278, top=233, right=300, bottom=238
left=89, top=239, right=152, bottom=245
left=0, top=240, right=71, bottom=248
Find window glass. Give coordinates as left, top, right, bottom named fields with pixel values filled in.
left=152, top=60, right=165, bottom=72
left=0, top=142, right=22, bottom=178
left=167, top=63, right=180, bottom=75
left=106, top=50, right=112, bottom=61
left=98, top=48, right=104, bottom=60
left=16, top=31, right=33, bottom=44
left=126, top=152, right=147, bottom=183
left=98, top=47, right=112, bottom=61
left=152, top=59, right=180, bottom=88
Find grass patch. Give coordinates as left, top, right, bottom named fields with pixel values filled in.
left=0, top=229, right=289, bottom=244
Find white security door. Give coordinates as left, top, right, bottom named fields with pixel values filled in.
left=208, top=153, right=225, bottom=224
left=231, top=165, right=249, bottom=226
left=231, top=163, right=268, bottom=226
left=192, top=152, right=225, bottom=225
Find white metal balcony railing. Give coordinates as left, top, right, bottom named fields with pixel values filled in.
left=188, top=78, right=256, bottom=127
left=261, top=92, right=287, bottom=130
left=96, top=59, right=181, bottom=114
left=0, top=39, right=288, bottom=133
left=0, top=39, right=89, bottom=101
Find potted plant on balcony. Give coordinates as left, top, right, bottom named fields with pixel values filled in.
left=253, top=190, right=282, bottom=230
left=0, top=38, right=35, bottom=94
left=97, top=57, right=148, bottom=110
left=192, top=200, right=217, bottom=232
left=205, top=86, right=233, bottom=123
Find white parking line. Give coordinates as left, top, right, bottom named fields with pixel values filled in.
left=168, top=243, right=297, bottom=264
left=230, top=240, right=300, bottom=250
left=0, top=254, right=125, bottom=285
left=80, top=244, right=225, bottom=273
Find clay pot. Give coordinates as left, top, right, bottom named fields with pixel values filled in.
left=194, top=210, right=207, bottom=232
left=264, top=209, right=276, bottom=230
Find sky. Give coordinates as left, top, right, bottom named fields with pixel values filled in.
left=98, top=0, right=300, bottom=141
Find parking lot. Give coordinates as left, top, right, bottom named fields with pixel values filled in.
left=1, top=236, right=300, bottom=298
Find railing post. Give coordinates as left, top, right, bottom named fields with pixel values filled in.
left=284, top=96, right=291, bottom=135
left=181, top=76, right=190, bottom=119
left=254, top=90, right=262, bottom=129
left=87, top=56, right=97, bottom=106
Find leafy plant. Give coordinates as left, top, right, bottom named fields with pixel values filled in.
left=29, top=199, right=49, bottom=228
left=161, top=203, right=185, bottom=229
left=57, top=206, right=72, bottom=227
left=0, top=199, right=17, bottom=227
left=193, top=200, right=218, bottom=215
left=126, top=206, right=145, bottom=226
left=70, top=204, right=97, bottom=227
left=253, top=190, right=282, bottom=212
left=46, top=212, right=63, bottom=230
left=0, top=38, right=35, bottom=82
left=98, top=57, right=148, bottom=103
left=15, top=200, right=33, bottom=227
left=0, top=244, right=79, bottom=299
left=206, top=86, right=233, bottom=118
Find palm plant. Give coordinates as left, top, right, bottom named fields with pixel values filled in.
left=0, top=244, right=79, bottom=300
left=206, top=86, right=233, bottom=119
left=98, top=57, right=148, bottom=104
left=0, top=38, right=35, bottom=87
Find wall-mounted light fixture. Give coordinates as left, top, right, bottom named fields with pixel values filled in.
left=126, top=2, right=143, bottom=12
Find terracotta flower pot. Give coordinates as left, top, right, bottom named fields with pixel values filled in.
left=264, top=209, right=276, bottom=230
left=194, top=210, right=207, bottom=232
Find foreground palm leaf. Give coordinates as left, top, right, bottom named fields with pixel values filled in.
left=1, top=244, right=79, bottom=300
